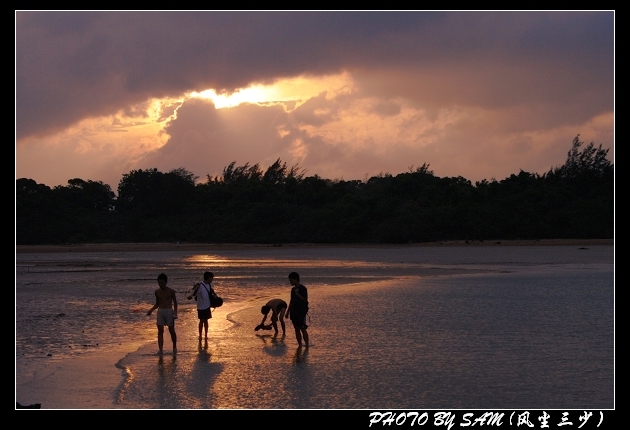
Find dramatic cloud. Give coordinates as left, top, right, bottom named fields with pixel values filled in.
left=16, top=11, right=614, bottom=190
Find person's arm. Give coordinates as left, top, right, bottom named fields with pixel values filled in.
left=260, top=314, right=268, bottom=325
left=295, top=286, right=307, bottom=303
left=187, top=283, right=200, bottom=300
left=172, top=289, right=178, bottom=315
left=147, top=291, right=159, bottom=315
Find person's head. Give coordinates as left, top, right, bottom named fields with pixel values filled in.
left=204, top=271, right=214, bottom=281
left=157, top=273, right=168, bottom=288
left=288, top=272, right=300, bottom=285
left=261, top=305, right=271, bottom=315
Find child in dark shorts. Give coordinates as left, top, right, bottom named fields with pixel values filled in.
left=286, top=272, right=309, bottom=347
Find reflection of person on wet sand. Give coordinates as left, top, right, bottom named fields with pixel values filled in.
left=259, top=298, right=287, bottom=336
left=198, top=337, right=208, bottom=350
left=292, top=344, right=309, bottom=364
left=147, top=273, right=178, bottom=355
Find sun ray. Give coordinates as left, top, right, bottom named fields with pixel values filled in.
left=189, top=72, right=355, bottom=110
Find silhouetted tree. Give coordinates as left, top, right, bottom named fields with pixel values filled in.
left=16, top=136, right=613, bottom=244
left=547, top=134, right=613, bottom=179
left=55, top=178, right=116, bottom=212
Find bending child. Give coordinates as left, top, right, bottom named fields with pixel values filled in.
left=258, top=298, right=287, bottom=336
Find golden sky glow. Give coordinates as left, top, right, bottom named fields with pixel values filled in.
left=16, top=12, right=614, bottom=190
left=16, top=68, right=614, bottom=189
left=190, top=72, right=355, bottom=110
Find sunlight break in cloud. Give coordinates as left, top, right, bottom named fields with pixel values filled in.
left=190, top=72, right=356, bottom=110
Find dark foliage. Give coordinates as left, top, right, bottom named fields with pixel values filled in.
left=15, top=136, right=613, bottom=245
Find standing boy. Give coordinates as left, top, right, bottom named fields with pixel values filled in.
left=187, top=271, right=214, bottom=340
left=147, top=273, right=178, bottom=354
left=286, top=272, right=309, bottom=347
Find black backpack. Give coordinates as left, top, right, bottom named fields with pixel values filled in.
left=193, top=282, right=223, bottom=308
left=210, top=289, right=223, bottom=308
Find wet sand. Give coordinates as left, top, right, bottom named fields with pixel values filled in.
left=15, top=242, right=614, bottom=409
left=16, top=282, right=378, bottom=409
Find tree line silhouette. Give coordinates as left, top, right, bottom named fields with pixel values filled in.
left=16, top=136, right=613, bottom=245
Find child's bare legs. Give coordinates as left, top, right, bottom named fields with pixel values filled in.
left=279, top=311, right=286, bottom=336
left=157, top=325, right=164, bottom=353
left=293, top=327, right=309, bottom=347
left=168, top=325, right=177, bottom=353
left=198, top=320, right=208, bottom=339
left=294, top=326, right=302, bottom=346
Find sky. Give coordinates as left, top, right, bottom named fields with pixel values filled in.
left=16, top=11, right=614, bottom=191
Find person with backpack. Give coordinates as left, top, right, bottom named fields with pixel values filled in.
left=187, top=271, right=214, bottom=340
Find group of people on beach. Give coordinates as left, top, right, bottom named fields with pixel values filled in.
left=147, top=271, right=309, bottom=355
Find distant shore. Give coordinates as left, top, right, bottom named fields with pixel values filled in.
left=15, top=239, right=613, bottom=254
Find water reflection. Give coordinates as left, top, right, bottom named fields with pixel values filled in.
left=257, top=333, right=287, bottom=357
left=292, top=346, right=309, bottom=364
left=198, top=337, right=209, bottom=351
left=187, top=347, right=222, bottom=408
left=285, top=346, right=313, bottom=408
left=156, top=354, right=178, bottom=408
left=184, top=255, right=383, bottom=269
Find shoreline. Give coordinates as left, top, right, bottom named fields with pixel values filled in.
left=15, top=238, right=614, bottom=254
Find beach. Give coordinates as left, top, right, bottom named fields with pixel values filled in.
left=15, top=238, right=614, bottom=254
left=15, top=241, right=614, bottom=410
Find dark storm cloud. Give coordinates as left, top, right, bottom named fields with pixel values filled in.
left=16, top=11, right=613, bottom=141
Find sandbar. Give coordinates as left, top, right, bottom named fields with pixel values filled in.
left=15, top=238, right=614, bottom=254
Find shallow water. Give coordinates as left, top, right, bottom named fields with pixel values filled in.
left=15, top=245, right=614, bottom=409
